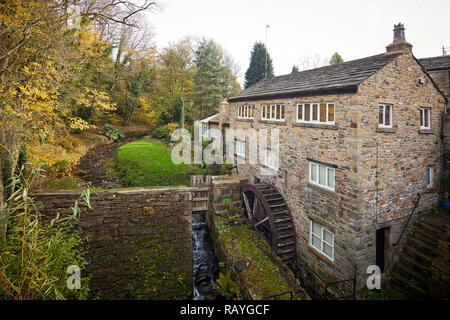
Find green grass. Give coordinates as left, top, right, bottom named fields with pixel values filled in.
left=33, top=176, right=83, bottom=190
left=113, top=138, right=206, bottom=187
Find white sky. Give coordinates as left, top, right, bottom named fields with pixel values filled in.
left=148, top=0, right=450, bottom=86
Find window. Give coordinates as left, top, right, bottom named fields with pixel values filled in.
left=309, top=162, right=335, bottom=191
left=261, top=104, right=285, bottom=121
left=236, top=140, right=246, bottom=158
left=201, top=122, right=209, bottom=138
left=264, top=149, right=277, bottom=169
left=427, top=167, right=433, bottom=188
left=309, top=162, right=335, bottom=190
left=420, top=108, right=431, bottom=129
left=297, top=103, right=335, bottom=124
left=238, top=105, right=255, bottom=119
left=310, top=220, right=334, bottom=260
left=379, top=104, right=392, bottom=128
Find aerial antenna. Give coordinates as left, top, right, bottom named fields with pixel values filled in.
left=265, top=24, right=270, bottom=78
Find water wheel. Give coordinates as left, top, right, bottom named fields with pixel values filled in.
left=241, top=183, right=297, bottom=266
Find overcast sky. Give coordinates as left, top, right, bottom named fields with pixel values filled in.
left=148, top=0, right=450, bottom=86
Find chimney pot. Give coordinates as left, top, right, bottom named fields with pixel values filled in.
left=386, top=23, right=412, bottom=54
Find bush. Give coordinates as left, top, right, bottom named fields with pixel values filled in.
left=0, top=167, right=91, bottom=300
left=152, top=126, right=171, bottom=140
left=98, top=124, right=125, bottom=142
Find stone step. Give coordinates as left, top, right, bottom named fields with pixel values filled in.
left=390, top=269, right=427, bottom=297
left=414, top=226, right=440, bottom=244
left=395, top=261, right=429, bottom=288
left=403, top=242, right=435, bottom=264
left=399, top=254, right=431, bottom=275
left=417, top=220, right=446, bottom=236
left=413, top=228, right=439, bottom=248
left=409, top=236, right=436, bottom=254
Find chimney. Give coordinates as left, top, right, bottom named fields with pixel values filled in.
left=386, top=23, right=413, bottom=54
left=218, top=96, right=229, bottom=130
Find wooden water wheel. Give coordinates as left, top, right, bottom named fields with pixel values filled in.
left=241, top=183, right=297, bottom=266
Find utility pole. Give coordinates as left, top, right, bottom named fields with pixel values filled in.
left=265, top=25, right=270, bottom=79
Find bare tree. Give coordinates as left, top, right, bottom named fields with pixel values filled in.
left=297, top=53, right=329, bottom=71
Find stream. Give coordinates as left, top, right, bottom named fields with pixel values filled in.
left=192, top=214, right=218, bottom=300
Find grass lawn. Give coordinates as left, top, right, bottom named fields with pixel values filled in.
left=113, top=138, right=206, bottom=187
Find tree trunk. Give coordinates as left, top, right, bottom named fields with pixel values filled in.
left=0, top=126, right=20, bottom=240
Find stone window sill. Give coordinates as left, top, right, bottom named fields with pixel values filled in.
left=307, top=245, right=335, bottom=266
left=307, top=183, right=337, bottom=198
left=257, top=120, right=287, bottom=125
left=419, top=129, right=434, bottom=134
left=376, top=126, right=398, bottom=134
left=292, top=122, right=339, bottom=130
left=236, top=118, right=254, bottom=123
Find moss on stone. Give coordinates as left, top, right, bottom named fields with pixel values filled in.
left=215, top=216, right=301, bottom=299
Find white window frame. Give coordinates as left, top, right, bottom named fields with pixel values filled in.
left=200, top=122, right=210, bottom=138
left=427, top=166, right=433, bottom=188
left=238, top=105, right=255, bottom=120
left=420, top=107, right=431, bottom=130
left=378, top=103, right=393, bottom=128
left=264, top=149, right=277, bottom=169
left=309, top=162, right=335, bottom=191
left=310, top=220, right=334, bottom=261
left=261, top=104, right=285, bottom=122
left=236, top=139, right=246, bottom=158
left=296, top=103, right=335, bottom=125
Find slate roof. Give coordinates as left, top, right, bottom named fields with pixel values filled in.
left=229, top=53, right=402, bottom=102
left=418, top=55, right=450, bottom=72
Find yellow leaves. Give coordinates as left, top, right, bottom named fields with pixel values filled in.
left=67, top=117, right=94, bottom=131
left=166, top=122, right=180, bottom=133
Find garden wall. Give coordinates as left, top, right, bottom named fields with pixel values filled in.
left=33, top=187, right=194, bottom=299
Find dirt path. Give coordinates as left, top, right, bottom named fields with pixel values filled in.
left=73, top=138, right=136, bottom=189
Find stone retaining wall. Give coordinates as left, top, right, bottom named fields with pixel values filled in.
left=33, top=187, right=194, bottom=299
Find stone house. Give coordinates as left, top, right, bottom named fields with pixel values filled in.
left=202, top=24, right=448, bottom=290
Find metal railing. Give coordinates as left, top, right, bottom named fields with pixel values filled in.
left=323, top=267, right=356, bottom=300
left=393, top=193, right=421, bottom=247
left=264, top=291, right=293, bottom=300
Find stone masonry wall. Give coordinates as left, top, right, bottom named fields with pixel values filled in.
left=355, top=52, right=446, bottom=274
left=226, top=92, right=362, bottom=288
left=224, top=51, right=446, bottom=289
left=33, top=187, right=193, bottom=299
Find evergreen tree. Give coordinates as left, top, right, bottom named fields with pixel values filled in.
left=193, top=39, right=225, bottom=119
left=330, top=52, right=344, bottom=65
left=244, top=42, right=274, bottom=89
left=291, top=65, right=299, bottom=73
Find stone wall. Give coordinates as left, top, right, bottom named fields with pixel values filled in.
left=427, top=70, right=449, bottom=103
left=224, top=51, right=446, bottom=289
left=33, top=187, right=194, bottom=299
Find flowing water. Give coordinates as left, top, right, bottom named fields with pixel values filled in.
left=192, top=216, right=218, bottom=300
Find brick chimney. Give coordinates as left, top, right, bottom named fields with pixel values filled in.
left=386, top=23, right=413, bottom=54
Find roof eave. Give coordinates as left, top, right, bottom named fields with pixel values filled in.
left=228, top=85, right=359, bottom=103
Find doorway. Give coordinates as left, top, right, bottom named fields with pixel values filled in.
left=376, top=227, right=390, bottom=273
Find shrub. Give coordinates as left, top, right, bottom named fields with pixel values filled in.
left=166, top=122, right=179, bottom=133
left=98, top=124, right=125, bottom=142
left=0, top=167, right=91, bottom=300
left=152, top=126, right=171, bottom=140
left=213, top=271, right=240, bottom=300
